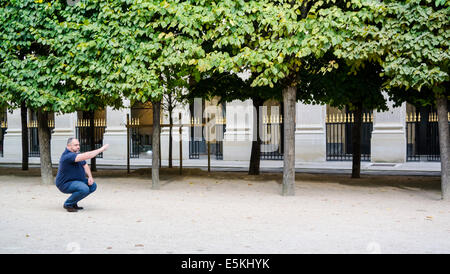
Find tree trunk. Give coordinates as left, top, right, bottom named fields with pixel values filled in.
left=152, top=101, right=161, bottom=190
left=282, top=86, right=296, bottom=196
left=169, top=109, right=173, bottom=168
left=249, top=100, right=262, bottom=175
left=351, top=103, right=363, bottom=179
left=89, top=111, right=97, bottom=172
left=21, top=102, right=28, bottom=171
left=36, top=109, right=53, bottom=185
left=436, top=95, right=449, bottom=200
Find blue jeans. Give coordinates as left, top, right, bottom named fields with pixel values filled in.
left=61, top=180, right=97, bottom=207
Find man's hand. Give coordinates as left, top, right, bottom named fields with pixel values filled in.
left=88, top=177, right=94, bottom=186
left=101, top=144, right=109, bottom=152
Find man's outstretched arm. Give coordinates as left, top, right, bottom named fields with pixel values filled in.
left=75, top=144, right=109, bottom=162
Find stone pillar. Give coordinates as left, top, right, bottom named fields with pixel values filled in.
left=3, top=108, right=22, bottom=161
left=51, top=112, right=77, bottom=162
left=295, top=102, right=327, bottom=162
left=161, top=104, right=190, bottom=161
left=102, top=100, right=129, bottom=160
left=223, top=99, right=253, bottom=161
left=371, top=95, right=407, bottom=163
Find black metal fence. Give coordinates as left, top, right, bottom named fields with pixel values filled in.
left=189, top=117, right=202, bottom=159
left=75, top=119, right=106, bottom=158
left=189, top=117, right=225, bottom=160
left=126, top=116, right=224, bottom=160
left=127, top=118, right=151, bottom=159
left=130, top=127, right=142, bottom=159
left=0, top=120, right=7, bottom=157
left=215, top=118, right=226, bottom=160
left=260, top=115, right=284, bottom=160
left=326, top=112, right=373, bottom=161
left=406, top=112, right=449, bottom=162
left=28, top=120, right=55, bottom=157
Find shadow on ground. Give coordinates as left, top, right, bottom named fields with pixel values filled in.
left=0, top=166, right=440, bottom=192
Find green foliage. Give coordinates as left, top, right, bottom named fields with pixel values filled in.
left=197, top=0, right=338, bottom=89
left=330, top=0, right=449, bottom=104
left=0, top=0, right=124, bottom=113
left=1, top=0, right=448, bottom=113
left=297, top=56, right=387, bottom=111
left=184, top=72, right=283, bottom=106
left=63, top=0, right=164, bottom=105
left=381, top=0, right=449, bottom=93
left=0, top=0, right=74, bottom=112
left=70, top=0, right=210, bottom=104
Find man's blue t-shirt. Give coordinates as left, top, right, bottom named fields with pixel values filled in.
left=55, top=148, right=87, bottom=192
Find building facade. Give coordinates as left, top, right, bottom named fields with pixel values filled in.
left=0, top=97, right=447, bottom=166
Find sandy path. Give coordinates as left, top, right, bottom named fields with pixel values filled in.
left=0, top=168, right=449, bottom=254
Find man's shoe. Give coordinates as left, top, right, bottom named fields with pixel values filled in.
left=73, top=204, right=84, bottom=210
left=63, top=205, right=78, bottom=212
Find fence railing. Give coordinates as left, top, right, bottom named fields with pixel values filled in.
left=0, top=121, right=7, bottom=157
left=215, top=117, right=226, bottom=160
left=189, top=117, right=202, bottom=159
left=325, top=112, right=373, bottom=161
left=260, top=115, right=283, bottom=160
left=28, top=120, right=55, bottom=157
left=189, top=117, right=225, bottom=160
left=75, top=119, right=106, bottom=158
left=406, top=112, right=450, bottom=162
left=125, top=116, right=225, bottom=160
left=127, top=118, right=146, bottom=159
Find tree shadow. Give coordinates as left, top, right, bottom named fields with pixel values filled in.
left=0, top=167, right=440, bottom=193
left=292, top=172, right=441, bottom=192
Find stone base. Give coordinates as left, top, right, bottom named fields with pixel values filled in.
left=222, top=128, right=252, bottom=161
left=294, top=103, right=326, bottom=162
left=223, top=140, right=252, bottom=161
left=295, top=127, right=326, bottom=162
left=2, top=129, right=22, bottom=162
left=102, top=129, right=127, bottom=160
left=371, top=128, right=406, bottom=163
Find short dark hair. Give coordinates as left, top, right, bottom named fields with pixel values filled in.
left=67, top=137, right=75, bottom=145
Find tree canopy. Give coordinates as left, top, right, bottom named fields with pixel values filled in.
left=0, top=0, right=448, bottom=195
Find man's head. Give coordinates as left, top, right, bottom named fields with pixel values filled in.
left=67, top=137, right=80, bottom=153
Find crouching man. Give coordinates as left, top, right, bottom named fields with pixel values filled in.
left=55, top=137, right=109, bottom=212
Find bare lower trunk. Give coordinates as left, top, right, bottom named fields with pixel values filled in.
left=37, top=110, right=53, bottom=185
left=282, top=86, right=296, bottom=196
left=21, top=102, right=28, bottom=170
left=89, top=111, right=96, bottom=172
left=152, top=101, right=161, bottom=190
left=436, top=95, right=449, bottom=200
left=249, top=100, right=262, bottom=175
left=169, top=110, right=173, bottom=168
left=351, top=103, right=363, bottom=179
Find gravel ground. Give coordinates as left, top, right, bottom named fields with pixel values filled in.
left=0, top=167, right=449, bottom=254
